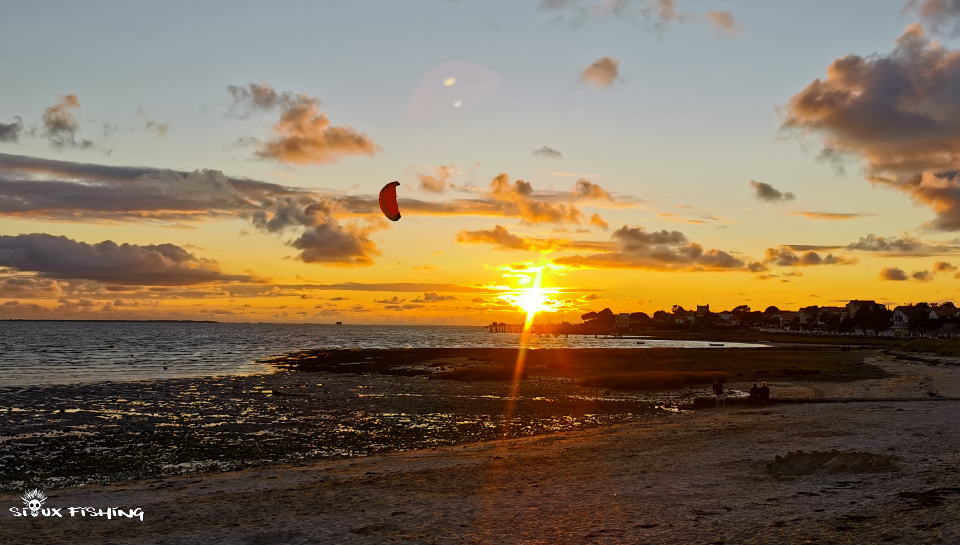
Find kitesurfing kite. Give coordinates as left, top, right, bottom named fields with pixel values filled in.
left=379, top=181, right=401, bottom=221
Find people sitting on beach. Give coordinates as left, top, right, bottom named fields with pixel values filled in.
left=759, top=381, right=770, bottom=405
left=749, top=383, right=760, bottom=404
left=712, top=379, right=726, bottom=408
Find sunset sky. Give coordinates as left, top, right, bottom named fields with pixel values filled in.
left=4, top=0, right=960, bottom=324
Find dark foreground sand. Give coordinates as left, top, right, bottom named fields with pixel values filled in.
left=3, top=353, right=960, bottom=544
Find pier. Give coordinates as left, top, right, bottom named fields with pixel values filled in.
left=487, top=322, right=524, bottom=333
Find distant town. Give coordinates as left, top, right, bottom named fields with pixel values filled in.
left=492, top=300, right=960, bottom=338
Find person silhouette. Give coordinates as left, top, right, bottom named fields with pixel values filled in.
left=759, top=381, right=770, bottom=405
left=749, top=383, right=760, bottom=404
left=712, top=379, right=726, bottom=408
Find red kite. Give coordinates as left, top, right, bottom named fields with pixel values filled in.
left=379, top=181, right=401, bottom=221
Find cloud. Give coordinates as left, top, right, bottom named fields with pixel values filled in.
left=413, top=292, right=458, bottom=303
left=762, top=247, right=856, bottom=267
left=846, top=234, right=960, bottom=255
left=0, top=233, right=255, bottom=285
left=0, top=153, right=380, bottom=267
left=291, top=223, right=380, bottom=266
left=589, top=213, right=609, bottom=230
left=784, top=244, right=845, bottom=252
left=227, top=82, right=292, bottom=117
left=144, top=121, right=169, bottom=137
left=790, top=212, right=873, bottom=221
left=706, top=10, right=740, bottom=34
left=913, top=269, right=935, bottom=282
left=935, top=261, right=958, bottom=272
left=417, top=164, right=456, bottom=193
left=456, top=225, right=566, bottom=252
left=903, top=0, right=960, bottom=37
left=572, top=179, right=611, bottom=200
left=580, top=57, right=620, bottom=88
left=0, top=117, right=23, bottom=143
left=750, top=180, right=795, bottom=202
left=0, top=153, right=307, bottom=223
left=375, top=296, right=405, bottom=304
left=489, top=173, right=586, bottom=224
left=533, top=146, right=563, bottom=158
left=782, top=25, right=960, bottom=231
left=229, top=82, right=379, bottom=165
left=42, top=95, right=93, bottom=149
left=551, top=225, right=746, bottom=271
left=880, top=267, right=909, bottom=281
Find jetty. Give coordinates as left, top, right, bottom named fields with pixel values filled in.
left=488, top=322, right=524, bottom=333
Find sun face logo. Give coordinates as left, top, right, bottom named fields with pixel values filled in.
left=21, top=489, right=46, bottom=517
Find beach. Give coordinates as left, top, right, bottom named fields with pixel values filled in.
left=3, top=348, right=960, bottom=543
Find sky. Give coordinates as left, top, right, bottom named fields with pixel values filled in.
left=4, top=0, right=960, bottom=324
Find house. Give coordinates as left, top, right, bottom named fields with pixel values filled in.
left=893, top=305, right=928, bottom=331
left=929, top=307, right=960, bottom=320
left=844, top=300, right=885, bottom=320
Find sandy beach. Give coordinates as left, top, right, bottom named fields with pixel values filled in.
left=3, top=350, right=960, bottom=544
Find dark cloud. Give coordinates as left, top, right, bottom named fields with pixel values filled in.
left=846, top=234, right=924, bottom=253
left=785, top=244, right=845, bottom=252
left=0, top=153, right=380, bottom=267
left=413, top=292, right=458, bottom=303
left=762, top=247, right=856, bottom=267
left=903, top=0, right=960, bottom=37
left=227, top=82, right=292, bottom=117
left=0, top=117, right=23, bottom=143
left=533, top=146, right=563, bottom=158
left=144, top=121, right=169, bottom=137
left=913, top=269, right=935, bottom=282
left=375, top=296, right=405, bottom=304
left=750, top=180, right=795, bottom=203
left=846, top=234, right=960, bottom=255
left=42, top=95, right=94, bottom=149
left=580, top=57, right=620, bottom=88
left=880, top=267, right=909, bottom=281
left=551, top=225, right=746, bottom=271
left=0, top=234, right=254, bottom=285
left=291, top=223, right=380, bottom=267
left=0, top=153, right=307, bottom=223
left=229, top=82, right=379, bottom=165
left=935, top=261, right=958, bottom=272
left=783, top=25, right=960, bottom=230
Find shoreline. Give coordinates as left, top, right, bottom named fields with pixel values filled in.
left=3, top=348, right=960, bottom=542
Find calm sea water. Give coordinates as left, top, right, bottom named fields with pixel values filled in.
left=0, top=321, right=760, bottom=386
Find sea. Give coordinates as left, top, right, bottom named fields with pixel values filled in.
left=0, top=321, right=761, bottom=387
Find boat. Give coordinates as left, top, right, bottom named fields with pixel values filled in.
left=709, top=343, right=723, bottom=347
left=335, top=321, right=343, bottom=325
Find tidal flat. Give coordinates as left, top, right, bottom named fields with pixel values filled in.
left=0, top=346, right=887, bottom=492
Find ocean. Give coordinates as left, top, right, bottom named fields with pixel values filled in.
left=0, top=321, right=761, bottom=387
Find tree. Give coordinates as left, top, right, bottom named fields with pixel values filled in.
left=671, top=305, right=686, bottom=315
left=764, top=306, right=780, bottom=315
left=732, top=304, right=750, bottom=314
left=653, top=310, right=670, bottom=322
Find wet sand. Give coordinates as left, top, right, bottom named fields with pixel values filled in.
left=3, top=349, right=960, bottom=543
